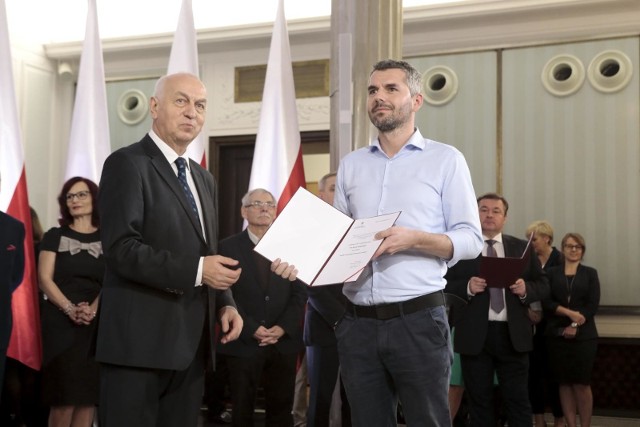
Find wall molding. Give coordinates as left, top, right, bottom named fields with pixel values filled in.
left=44, top=0, right=640, bottom=62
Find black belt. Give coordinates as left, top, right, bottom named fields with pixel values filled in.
left=347, top=291, right=445, bottom=320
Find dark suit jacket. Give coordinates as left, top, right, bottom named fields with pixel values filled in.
left=445, top=234, right=549, bottom=354
left=216, top=230, right=306, bottom=357
left=543, top=264, right=600, bottom=341
left=0, top=212, right=25, bottom=351
left=303, top=284, right=347, bottom=347
left=96, top=135, right=235, bottom=371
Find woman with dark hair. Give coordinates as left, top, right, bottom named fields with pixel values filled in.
left=39, top=177, right=103, bottom=427
left=544, top=233, right=600, bottom=427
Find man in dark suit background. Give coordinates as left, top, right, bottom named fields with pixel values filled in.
left=304, top=172, right=351, bottom=427
left=0, top=214, right=25, bottom=401
left=96, top=73, right=243, bottom=427
left=0, top=173, right=26, bottom=402
left=445, top=193, right=549, bottom=427
left=217, top=188, right=306, bottom=427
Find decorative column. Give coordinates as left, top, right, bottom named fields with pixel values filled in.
left=330, top=0, right=403, bottom=169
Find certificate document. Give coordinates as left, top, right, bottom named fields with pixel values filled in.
left=479, top=234, right=534, bottom=288
left=254, top=187, right=401, bottom=286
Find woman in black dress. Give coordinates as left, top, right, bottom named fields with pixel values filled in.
left=525, top=220, right=564, bottom=427
left=544, top=233, right=600, bottom=427
left=39, top=177, right=103, bottom=427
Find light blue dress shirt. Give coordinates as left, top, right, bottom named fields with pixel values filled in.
left=334, top=129, right=483, bottom=305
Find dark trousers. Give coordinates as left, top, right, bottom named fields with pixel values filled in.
left=336, top=306, right=451, bottom=427
left=98, top=348, right=205, bottom=427
left=306, top=344, right=351, bottom=427
left=226, top=346, right=297, bottom=427
left=461, top=322, right=531, bottom=427
left=528, top=323, right=563, bottom=418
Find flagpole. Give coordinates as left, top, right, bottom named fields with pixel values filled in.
left=248, top=0, right=306, bottom=212
left=64, top=0, right=110, bottom=183
left=167, top=0, right=207, bottom=168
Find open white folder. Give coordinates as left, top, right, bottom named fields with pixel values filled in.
left=254, top=187, right=401, bottom=286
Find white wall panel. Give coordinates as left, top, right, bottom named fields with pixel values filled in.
left=409, top=52, right=498, bottom=197
left=502, top=37, right=640, bottom=306
left=20, top=62, right=60, bottom=230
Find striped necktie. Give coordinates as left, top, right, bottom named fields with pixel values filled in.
left=486, top=239, right=505, bottom=313
left=175, top=157, right=200, bottom=220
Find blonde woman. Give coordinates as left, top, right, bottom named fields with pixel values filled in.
left=525, top=220, right=564, bottom=427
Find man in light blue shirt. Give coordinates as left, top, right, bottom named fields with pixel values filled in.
left=333, top=59, right=483, bottom=427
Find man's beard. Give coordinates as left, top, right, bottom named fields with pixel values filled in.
left=373, top=115, right=402, bottom=132
left=369, top=104, right=410, bottom=132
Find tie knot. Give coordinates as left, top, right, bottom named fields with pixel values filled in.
left=175, top=157, right=187, bottom=171
left=486, top=239, right=496, bottom=247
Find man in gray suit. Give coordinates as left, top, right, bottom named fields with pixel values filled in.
left=97, top=73, right=243, bottom=427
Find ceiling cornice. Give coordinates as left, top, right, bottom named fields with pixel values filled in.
left=44, top=0, right=640, bottom=60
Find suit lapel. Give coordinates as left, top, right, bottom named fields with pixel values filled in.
left=191, top=163, right=215, bottom=248
left=502, top=235, right=517, bottom=258
left=142, top=137, right=206, bottom=243
left=238, top=231, right=266, bottom=294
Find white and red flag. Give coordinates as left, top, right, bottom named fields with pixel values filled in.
left=248, top=0, right=306, bottom=212
left=0, top=0, right=42, bottom=370
left=167, top=0, right=206, bottom=167
left=64, top=0, right=110, bottom=183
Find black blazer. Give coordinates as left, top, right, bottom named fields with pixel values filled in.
left=543, top=264, right=600, bottom=341
left=216, top=230, right=306, bottom=357
left=303, top=284, right=347, bottom=347
left=96, top=135, right=235, bottom=371
left=445, top=234, right=549, bottom=354
left=0, top=212, right=25, bottom=350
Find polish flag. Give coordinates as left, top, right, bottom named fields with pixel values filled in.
left=0, top=0, right=42, bottom=370
left=64, top=0, right=110, bottom=183
left=167, top=0, right=206, bottom=168
left=248, top=0, right=306, bottom=212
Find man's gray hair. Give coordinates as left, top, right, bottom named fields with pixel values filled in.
left=241, top=188, right=276, bottom=207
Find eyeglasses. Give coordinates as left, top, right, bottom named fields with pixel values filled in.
left=244, top=201, right=276, bottom=209
left=66, top=191, right=90, bottom=202
left=563, top=244, right=583, bottom=251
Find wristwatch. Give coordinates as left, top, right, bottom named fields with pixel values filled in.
left=570, top=322, right=578, bottom=328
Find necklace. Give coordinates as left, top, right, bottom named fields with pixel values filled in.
left=565, top=274, right=576, bottom=303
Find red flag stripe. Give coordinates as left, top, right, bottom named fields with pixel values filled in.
left=6, top=170, right=42, bottom=370
left=277, top=150, right=306, bottom=213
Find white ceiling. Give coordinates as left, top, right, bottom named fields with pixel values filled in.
left=5, top=0, right=466, bottom=45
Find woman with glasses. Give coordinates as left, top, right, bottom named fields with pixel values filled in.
left=39, top=177, right=103, bottom=427
left=543, top=233, right=600, bottom=427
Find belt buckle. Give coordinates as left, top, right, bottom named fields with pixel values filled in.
left=374, top=303, right=396, bottom=320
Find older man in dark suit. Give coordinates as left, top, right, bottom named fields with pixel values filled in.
left=445, top=193, right=549, bottom=427
left=217, top=188, right=306, bottom=427
left=96, top=73, right=244, bottom=427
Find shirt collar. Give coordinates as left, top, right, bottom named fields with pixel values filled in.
left=149, top=129, right=191, bottom=171
left=369, top=128, right=426, bottom=155
left=483, top=233, right=503, bottom=244
left=247, top=228, right=260, bottom=245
